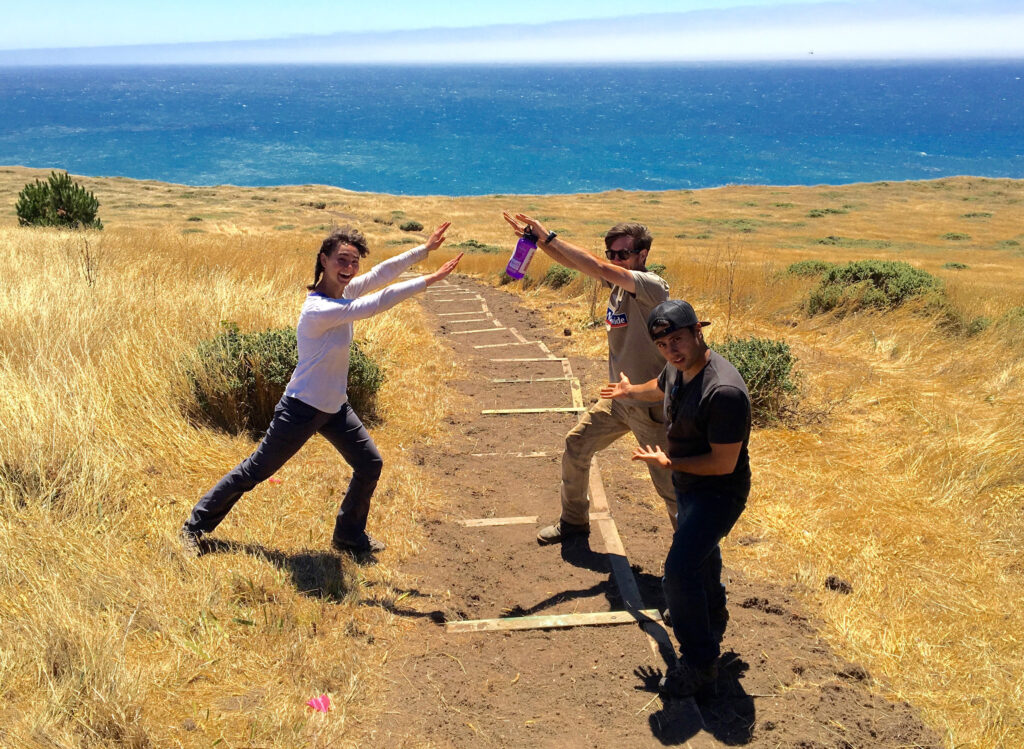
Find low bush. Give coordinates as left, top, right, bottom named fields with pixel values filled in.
left=966, top=316, right=991, bottom=336
left=541, top=264, right=578, bottom=289
left=16, top=171, right=103, bottom=229
left=187, top=323, right=384, bottom=435
left=942, top=262, right=969, bottom=270
left=399, top=220, right=424, bottom=232
left=646, top=262, right=667, bottom=277
left=498, top=271, right=533, bottom=287
left=715, top=337, right=799, bottom=424
left=806, top=260, right=943, bottom=315
left=787, top=259, right=835, bottom=276
left=455, top=239, right=503, bottom=254
left=942, top=233, right=971, bottom=241
left=807, top=207, right=848, bottom=218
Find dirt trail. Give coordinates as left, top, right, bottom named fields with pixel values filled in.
left=361, top=276, right=940, bottom=748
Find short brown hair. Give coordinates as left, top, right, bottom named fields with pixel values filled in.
left=308, top=226, right=370, bottom=290
left=604, top=222, right=652, bottom=254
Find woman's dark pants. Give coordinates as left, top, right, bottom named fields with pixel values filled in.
left=663, top=488, right=747, bottom=668
left=183, top=396, right=383, bottom=544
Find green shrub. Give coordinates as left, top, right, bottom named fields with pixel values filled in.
left=498, top=271, right=533, bottom=287
left=806, top=260, right=943, bottom=315
left=807, top=207, right=848, bottom=218
left=372, top=216, right=394, bottom=225
left=715, top=337, right=799, bottom=424
left=961, top=212, right=992, bottom=218
left=187, top=323, right=384, bottom=436
left=16, top=171, right=102, bottom=229
left=399, top=220, right=424, bottom=232
left=942, top=262, right=969, bottom=270
left=187, top=216, right=203, bottom=222
left=541, top=264, right=578, bottom=289
left=304, top=201, right=327, bottom=210
left=646, top=262, right=667, bottom=277
left=455, top=239, right=502, bottom=254
left=786, top=259, right=835, bottom=276
left=966, top=316, right=991, bottom=336
left=942, top=233, right=971, bottom=241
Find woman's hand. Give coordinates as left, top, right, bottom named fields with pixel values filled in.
left=502, top=211, right=549, bottom=242
left=599, top=372, right=633, bottom=400
left=425, top=222, right=451, bottom=253
left=424, top=253, right=464, bottom=286
left=632, top=444, right=671, bottom=469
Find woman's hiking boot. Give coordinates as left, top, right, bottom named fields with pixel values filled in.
left=179, top=526, right=203, bottom=558
left=332, top=532, right=386, bottom=555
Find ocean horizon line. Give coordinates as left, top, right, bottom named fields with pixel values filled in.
left=4, top=164, right=1018, bottom=200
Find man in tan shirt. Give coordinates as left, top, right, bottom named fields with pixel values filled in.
left=503, top=212, right=675, bottom=543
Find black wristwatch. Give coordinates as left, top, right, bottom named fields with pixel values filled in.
left=544, top=230, right=558, bottom=244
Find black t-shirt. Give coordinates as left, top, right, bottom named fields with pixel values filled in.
left=657, top=351, right=751, bottom=499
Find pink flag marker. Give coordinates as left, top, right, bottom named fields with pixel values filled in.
left=268, top=477, right=283, bottom=485
left=306, top=694, right=331, bottom=713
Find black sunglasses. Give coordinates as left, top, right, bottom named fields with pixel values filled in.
left=605, top=248, right=642, bottom=261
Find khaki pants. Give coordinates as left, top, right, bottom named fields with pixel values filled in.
left=559, top=398, right=677, bottom=530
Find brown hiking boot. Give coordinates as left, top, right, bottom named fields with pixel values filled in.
left=536, top=520, right=590, bottom=545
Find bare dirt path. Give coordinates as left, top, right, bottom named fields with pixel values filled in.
left=360, top=276, right=940, bottom=748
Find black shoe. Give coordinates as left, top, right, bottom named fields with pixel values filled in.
left=658, top=660, right=718, bottom=699
left=179, top=526, right=202, bottom=558
left=332, top=532, right=386, bottom=555
left=536, top=520, right=590, bottom=545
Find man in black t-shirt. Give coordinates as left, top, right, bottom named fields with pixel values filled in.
left=600, top=299, right=751, bottom=699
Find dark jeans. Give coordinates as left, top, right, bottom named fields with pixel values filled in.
left=663, top=488, right=747, bottom=668
left=184, top=396, right=383, bottom=543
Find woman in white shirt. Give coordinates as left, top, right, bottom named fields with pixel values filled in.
left=181, top=223, right=461, bottom=556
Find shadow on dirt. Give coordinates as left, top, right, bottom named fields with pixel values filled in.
left=636, top=651, right=755, bottom=746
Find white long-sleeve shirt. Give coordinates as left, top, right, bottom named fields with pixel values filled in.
left=284, top=244, right=428, bottom=413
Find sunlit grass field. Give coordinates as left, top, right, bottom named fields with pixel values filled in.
left=1, top=166, right=1022, bottom=746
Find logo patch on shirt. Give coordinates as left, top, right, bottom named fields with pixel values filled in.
left=606, top=307, right=628, bottom=328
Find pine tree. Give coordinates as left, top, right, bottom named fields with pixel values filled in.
left=16, top=171, right=103, bottom=229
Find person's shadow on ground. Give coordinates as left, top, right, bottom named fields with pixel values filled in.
left=200, top=537, right=362, bottom=602
left=636, top=650, right=755, bottom=746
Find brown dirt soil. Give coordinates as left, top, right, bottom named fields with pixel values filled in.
left=358, top=275, right=941, bottom=748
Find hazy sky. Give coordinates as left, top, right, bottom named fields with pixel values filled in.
left=1, top=0, right=839, bottom=49
left=1, top=0, right=1021, bottom=62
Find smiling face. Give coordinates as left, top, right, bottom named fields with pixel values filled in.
left=654, top=325, right=708, bottom=375
left=606, top=235, right=650, bottom=271
left=318, top=243, right=361, bottom=296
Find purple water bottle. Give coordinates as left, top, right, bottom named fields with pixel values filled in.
left=505, top=227, right=538, bottom=280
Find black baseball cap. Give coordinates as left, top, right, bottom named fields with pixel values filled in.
left=647, top=300, right=711, bottom=340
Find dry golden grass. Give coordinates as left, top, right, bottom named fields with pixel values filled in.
left=0, top=218, right=455, bottom=745
left=1, top=166, right=1022, bottom=746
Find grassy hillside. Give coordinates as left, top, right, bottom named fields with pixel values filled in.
left=1, top=166, right=1022, bottom=746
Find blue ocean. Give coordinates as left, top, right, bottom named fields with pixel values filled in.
left=0, top=63, right=1021, bottom=195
